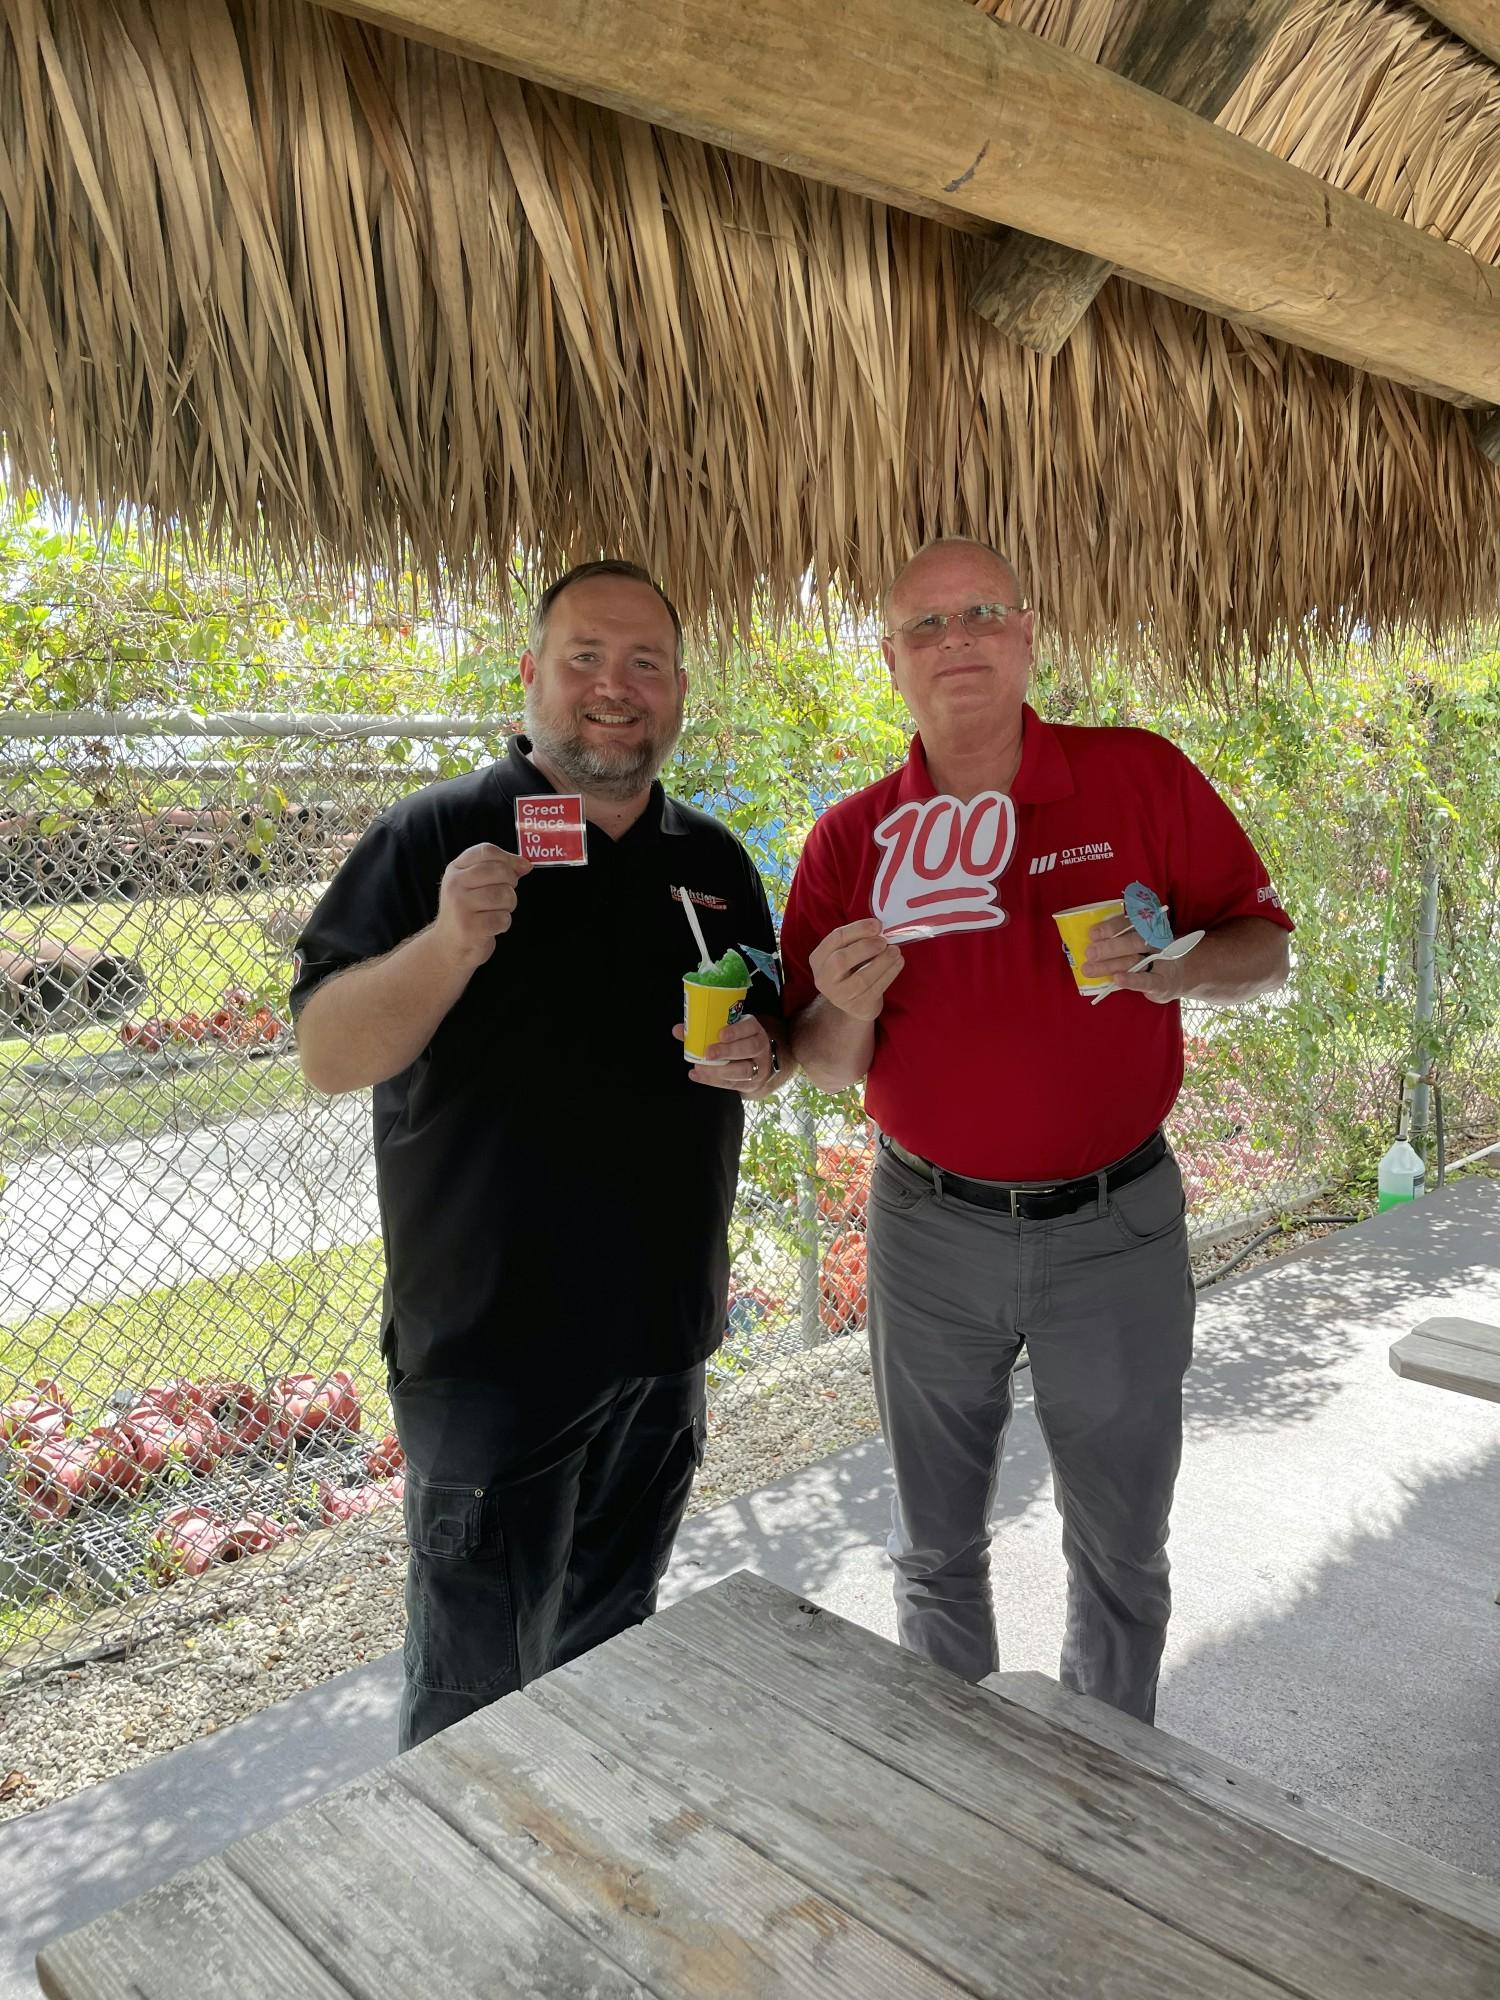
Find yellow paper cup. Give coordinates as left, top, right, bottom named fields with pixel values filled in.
left=683, top=979, right=749, bottom=1062
left=1052, top=899, right=1126, bottom=995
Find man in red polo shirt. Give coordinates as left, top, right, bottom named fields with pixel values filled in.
left=782, top=537, right=1292, bottom=1721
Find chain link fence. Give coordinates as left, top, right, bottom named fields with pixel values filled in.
left=2, top=711, right=1497, bottom=1681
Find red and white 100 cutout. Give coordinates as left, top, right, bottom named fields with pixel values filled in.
left=870, top=792, right=1017, bottom=941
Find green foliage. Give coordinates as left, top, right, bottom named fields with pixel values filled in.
left=671, top=625, right=909, bottom=892
left=0, top=1238, right=387, bottom=1425
left=0, top=491, right=524, bottom=723
left=1036, top=644, right=1500, bottom=1176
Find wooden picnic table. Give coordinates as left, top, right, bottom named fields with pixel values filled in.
left=1390, top=1313, right=1500, bottom=1604
left=1390, top=1315, right=1500, bottom=1404
left=38, top=1570, right=1500, bottom=2000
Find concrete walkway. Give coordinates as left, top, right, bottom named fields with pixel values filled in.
left=3, top=1178, right=1498, bottom=1993
left=0, top=1094, right=376, bottom=1320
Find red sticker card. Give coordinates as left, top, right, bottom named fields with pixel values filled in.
left=515, top=794, right=588, bottom=866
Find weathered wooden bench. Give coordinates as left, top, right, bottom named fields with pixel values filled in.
left=980, top=1670, right=1500, bottom=1936
left=1389, top=1315, right=1500, bottom=1403
left=1389, top=1315, right=1500, bottom=1603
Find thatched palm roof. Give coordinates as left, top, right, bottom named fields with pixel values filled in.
left=1, top=0, right=1498, bottom=673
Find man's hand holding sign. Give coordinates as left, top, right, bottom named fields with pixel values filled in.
left=809, top=789, right=1019, bottom=1030
left=808, top=919, right=903, bottom=1022
left=433, top=843, right=533, bottom=969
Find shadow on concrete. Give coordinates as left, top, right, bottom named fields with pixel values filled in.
left=1161, top=1438, right=1500, bottom=1881
left=674, top=1181, right=1500, bottom=1618
left=0, top=1656, right=400, bottom=1997
left=1186, top=1179, right=1500, bottom=1436
left=666, top=1411, right=1054, bottom=1617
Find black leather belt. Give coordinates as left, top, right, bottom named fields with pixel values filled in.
left=882, top=1129, right=1168, bottom=1219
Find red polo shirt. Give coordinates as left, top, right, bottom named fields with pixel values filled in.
left=781, top=708, right=1293, bottom=1180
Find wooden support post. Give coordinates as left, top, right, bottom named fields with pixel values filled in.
left=970, top=0, right=1297, bottom=354
left=1472, top=407, right=1500, bottom=464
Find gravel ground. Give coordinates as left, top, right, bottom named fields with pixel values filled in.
left=0, top=1203, right=1376, bottom=1822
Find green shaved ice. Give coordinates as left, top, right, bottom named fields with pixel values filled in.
left=689, top=948, right=750, bottom=989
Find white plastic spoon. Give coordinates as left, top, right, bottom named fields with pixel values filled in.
left=1089, top=927, right=1206, bottom=1003
left=676, top=886, right=712, bottom=968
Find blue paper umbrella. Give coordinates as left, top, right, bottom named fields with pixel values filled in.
left=739, top=943, right=783, bottom=994
left=1122, top=882, right=1173, bottom=951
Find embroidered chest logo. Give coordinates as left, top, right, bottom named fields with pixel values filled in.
left=870, top=793, right=1018, bottom=940
left=672, top=886, right=729, bottom=912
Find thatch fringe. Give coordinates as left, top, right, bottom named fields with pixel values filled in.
left=0, top=0, right=1497, bottom=677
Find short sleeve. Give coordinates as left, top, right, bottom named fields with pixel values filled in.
left=288, top=813, right=438, bottom=1018
left=1167, top=750, right=1295, bottom=936
left=781, top=813, right=858, bottom=1018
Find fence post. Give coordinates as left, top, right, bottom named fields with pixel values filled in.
left=1409, top=847, right=1440, bottom=1158
left=795, top=1093, right=822, bottom=1349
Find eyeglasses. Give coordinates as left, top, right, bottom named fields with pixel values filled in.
left=888, top=602, right=1029, bottom=646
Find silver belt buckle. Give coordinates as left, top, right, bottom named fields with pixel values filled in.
left=1011, top=1181, right=1060, bottom=1217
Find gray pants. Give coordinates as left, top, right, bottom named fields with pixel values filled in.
left=867, top=1139, right=1195, bottom=1722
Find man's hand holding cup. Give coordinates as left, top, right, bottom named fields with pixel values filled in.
left=1080, top=913, right=1182, bottom=1003
left=434, top=843, right=532, bottom=968
left=674, top=1013, right=778, bottom=1095
left=811, top=918, right=905, bottom=1022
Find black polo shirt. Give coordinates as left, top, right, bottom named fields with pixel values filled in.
left=289, top=737, right=778, bottom=1385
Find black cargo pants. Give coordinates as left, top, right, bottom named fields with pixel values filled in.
left=390, top=1361, right=706, bottom=1750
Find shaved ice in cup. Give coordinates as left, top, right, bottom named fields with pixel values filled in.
left=684, top=949, right=750, bottom=1062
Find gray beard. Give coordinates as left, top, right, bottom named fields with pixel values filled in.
left=523, top=692, right=682, bottom=802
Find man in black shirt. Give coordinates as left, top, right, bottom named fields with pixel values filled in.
left=291, top=561, right=789, bottom=1748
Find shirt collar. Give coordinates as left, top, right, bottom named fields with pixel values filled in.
left=506, top=735, right=686, bottom=835
left=897, top=705, right=1074, bottom=806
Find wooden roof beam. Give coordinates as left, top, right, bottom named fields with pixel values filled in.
left=971, top=0, right=1298, bottom=355
left=316, top=0, right=1500, bottom=409
left=1420, top=3, right=1500, bottom=68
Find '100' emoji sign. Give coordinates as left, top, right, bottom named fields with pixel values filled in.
left=871, top=792, right=1017, bottom=941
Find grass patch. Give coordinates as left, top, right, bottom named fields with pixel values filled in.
left=0, top=890, right=305, bottom=1161
left=2, top=889, right=290, bottom=1023
left=0, top=1586, right=98, bottom=1660
left=0, top=1236, right=390, bottom=1432
left=0, top=1045, right=304, bottom=1163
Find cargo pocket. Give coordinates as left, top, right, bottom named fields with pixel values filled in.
left=403, top=1471, right=518, bottom=1699
left=647, top=1402, right=707, bottom=1580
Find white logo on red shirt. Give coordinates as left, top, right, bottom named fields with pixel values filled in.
left=1029, top=841, right=1114, bottom=875
left=870, top=793, right=1018, bottom=938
